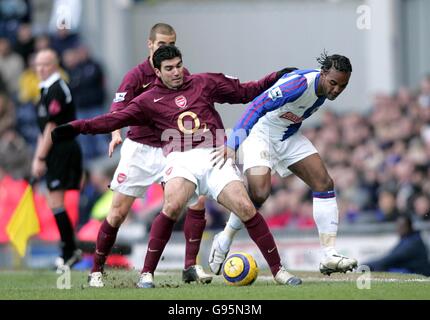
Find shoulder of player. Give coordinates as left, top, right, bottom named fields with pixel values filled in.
left=278, top=72, right=309, bottom=90
left=47, top=79, right=69, bottom=97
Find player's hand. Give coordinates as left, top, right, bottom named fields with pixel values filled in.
left=31, top=158, right=46, bottom=178
left=109, top=130, right=123, bottom=157
left=51, top=124, right=78, bottom=143
left=277, top=67, right=298, bottom=79
left=211, top=145, right=236, bottom=169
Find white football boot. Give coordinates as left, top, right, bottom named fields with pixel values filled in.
left=88, top=272, right=104, bottom=288
left=319, top=254, right=358, bottom=276
left=274, top=266, right=302, bottom=286
left=137, top=272, right=155, bottom=288
left=208, top=232, right=230, bottom=275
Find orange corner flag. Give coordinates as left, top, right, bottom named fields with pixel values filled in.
left=6, top=184, right=40, bottom=257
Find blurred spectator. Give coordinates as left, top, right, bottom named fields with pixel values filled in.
left=62, top=45, right=107, bottom=161
left=375, top=189, right=401, bottom=222
left=0, top=0, right=31, bottom=42
left=0, top=92, right=15, bottom=136
left=0, top=37, right=24, bottom=95
left=13, top=23, right=34, bottom=65
left=365, top=215, right=430, bottom=276
left=51, top=29, right=80, bottom=57
left=34, top=33, right=51, bottom=52
left=0, top=130, right=31, bottom=179
left=411, top=193, right=430, bottom=221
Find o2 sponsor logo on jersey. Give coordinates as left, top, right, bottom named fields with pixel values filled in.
left=175, top=95, right=187, bottom=109
left=113, top=92, right=127, bottom=103
left=280, top=111, right=303, bottom=123
left=268, top=87, right=283, bottom=101
left=117, top=173, right=127, bottom=183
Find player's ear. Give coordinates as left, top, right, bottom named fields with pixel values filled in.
left=147, top=39, right=153, bottom=51
left=320, top=69, right=328, bottom=79
left=154, top=68, right=162, bottom=78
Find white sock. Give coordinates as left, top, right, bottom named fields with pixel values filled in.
left=313, top=192, right=339, bottom=258
left=218, top=213, right=243, bottom=252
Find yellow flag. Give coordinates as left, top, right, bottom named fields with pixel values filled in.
left=6, top=185, right=40, bottom=257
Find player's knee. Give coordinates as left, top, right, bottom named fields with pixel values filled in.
left=162, top=201, right=183, bottom=220
left=312, top=176, right=334, bottom=192
left=109, top=206, right=128, bottom=227
left=249, top=188, right=270, bottom=207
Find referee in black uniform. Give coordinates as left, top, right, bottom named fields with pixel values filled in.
left=32, top=49, right=82, bottom=267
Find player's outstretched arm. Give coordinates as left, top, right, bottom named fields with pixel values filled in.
left=52, top=105, right=146, bottom=143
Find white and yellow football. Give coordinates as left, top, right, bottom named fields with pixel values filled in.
left=222, top=252, right=259, bottom=286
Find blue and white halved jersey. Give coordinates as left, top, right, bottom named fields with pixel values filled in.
left=226, top=69, right=326, bottom=151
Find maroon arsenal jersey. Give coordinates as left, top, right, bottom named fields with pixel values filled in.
left=110, top=58, right=189, bottom=147
left=74, top=72, right=279, bottom=155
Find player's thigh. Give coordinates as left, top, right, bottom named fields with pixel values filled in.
left=163, top=177, right=196, bottom=218
left=110, top=140, right=165, bottom=198
left=47, top=190, right=65, bottom=209
left=217, top=180, right=255, bottom=221
left=288, top=153, right=333, bottom=191
left=242, top=134, right=273, bottom=176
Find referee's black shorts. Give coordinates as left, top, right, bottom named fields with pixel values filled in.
left=46, top=140, right=83, bottom=191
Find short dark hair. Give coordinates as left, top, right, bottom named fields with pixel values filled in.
left=317, top=51, right=352, bottom=73
left=149, top=23, right=176, bottom=41
left=152, top=45, right=182, bottom=70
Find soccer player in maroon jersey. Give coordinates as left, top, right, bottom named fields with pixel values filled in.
left=87, top=23, right=212, bottom=287
left=52, top=45, right=302, bottom=287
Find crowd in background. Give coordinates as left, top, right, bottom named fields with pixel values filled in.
left=1, top=0, right=430, bottom=236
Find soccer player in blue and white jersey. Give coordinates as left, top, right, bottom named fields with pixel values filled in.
left=210, top=52, right=358, bottom=276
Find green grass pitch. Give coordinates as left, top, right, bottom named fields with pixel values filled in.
left=0, top=269, right=429, bottom=300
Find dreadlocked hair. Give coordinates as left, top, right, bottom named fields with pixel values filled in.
left=317, top=50, right=352, bottom=73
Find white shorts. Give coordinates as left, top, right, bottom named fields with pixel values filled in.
left=163, top=148, right=242, bottom=203
left=110, top=138, right=166, bottom=198
left=242, top=132, right=318, bottom=177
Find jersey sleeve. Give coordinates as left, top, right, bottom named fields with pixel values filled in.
left=226, top=75, right=308, bottom=150
left=109, top=70, right=141, bottom=113
left=207, top=72, right=279, bottom=105
left=72, top=100, right=149, bottom=135
left=46, top=81, right=72, bottom=124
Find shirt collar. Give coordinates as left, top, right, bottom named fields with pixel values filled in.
left=39, top=72, right=61, bottom=89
